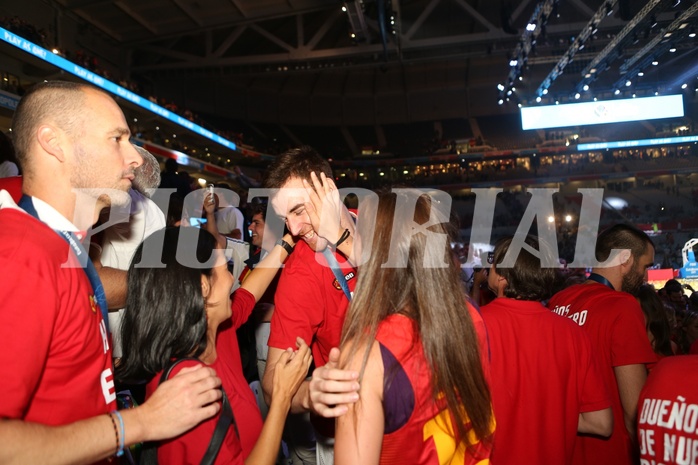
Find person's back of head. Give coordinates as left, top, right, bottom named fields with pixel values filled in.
left=117, top=227, right=217, bottom=383
left=132, top=145, right=161, bottom=196
left=636, top=284, right=675, bottom=357
left=490, top=235, right=558, bottom=302
left=164, top=157, right=179, bottom=174
left=263, top=146, right=332, bottom=188
left=663, top=279, right=683, bottom=296
left=595, top=223, right=654, bottom=264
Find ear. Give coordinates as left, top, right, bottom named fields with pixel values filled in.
left=618, top=249, right=633, bottom=268
left=201, top=274, right=211, bottom=299
left=36, top=125, right=66, bottom=163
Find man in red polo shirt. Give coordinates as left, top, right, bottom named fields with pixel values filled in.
left=261, top=147, right=358, bottom=464
left=548, top=223, right=657, bottom=465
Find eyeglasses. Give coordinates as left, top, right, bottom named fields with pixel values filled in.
left=487, top=251, right=495, bottom=264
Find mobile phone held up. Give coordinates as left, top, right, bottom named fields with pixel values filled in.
left=190, top=217, right=208, bottom=227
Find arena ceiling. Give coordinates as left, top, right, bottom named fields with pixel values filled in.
left=49, top=0, right=698, bottom=123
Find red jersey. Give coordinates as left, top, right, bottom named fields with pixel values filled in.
left=548, top=281, right=657, bottom=465
left=481, top=298, right=610, bottom=465
left=378, top=306, right=493, bottom=465
left=147, top=288, right=262, bottom=464
left=637, top=355, right=698, bottom=465
left=268, top=240, right=356, bottom=366
left=0, top=209, right=116, bottom=424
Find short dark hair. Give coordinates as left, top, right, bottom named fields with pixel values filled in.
left=117, top=227, right=217, bottom=383
left=492, top=235, right=558, bottom=301
left=595, top=223, right=654, bottom=263
left=263, top=146, right=332, bottom=188
left=663, top=279, right=683, bottom=295
left=248, top=202, right=267, bottom=221
left=11, top=80, right=92, bottom=171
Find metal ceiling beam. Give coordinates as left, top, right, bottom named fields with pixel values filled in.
left=305, top=9, right=342, bottom=50
left=114, top=1, right=159, bottom=35
left=453, top=0, right=496, bottom=31
left=248, top=24, right=294, bottom=51
left=140, top=44, right=205, bottom=62
left=171, top=0, right=204, bottom=27
left=124, top=5, right=336, bottom=46
left=131, top=19, right=607, bottom=72
left=212, top=26, right=246, bottom=58
left=228, top=0, right=247, bottom=18
left=536, top=0, right=619, bottom=97
left=404, top=0, right=441, bottom=40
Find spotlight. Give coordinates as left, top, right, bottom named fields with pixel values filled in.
left=536, top=96, right=542, bottom=102
left=614, top=89, right=621, bottom=95
left=652, top=60, right=659, bottom=66
left=555, top=100, right=559, bottom=105
left=498, top=99, right=504, bottom=105
left=526, top=21, right=537, bottom=32
left=509, top=58, right=519, bottom=67
left=565, top=215, right=572, bottom=222
left=682, top=83, right=688, bottom=89
left=542, top=88, right=549, bottom=95
left=690, top=30, right=696, bottom=38
left=583, top=84, right=589, bottom=91
left=670, top=47, right=677, bottom=53
left=650, top=15, right=658, bottom=28
left=626, top=80, right=632, bottom=87
left=574, top=93, right=581, bottom=99
left=638, top=71, right=644, bottom=77
left=341, top=6, right=346, bottom=12
left=632, top=93, right=636, bottom=98
left=497, top=83, right=505, bottom=91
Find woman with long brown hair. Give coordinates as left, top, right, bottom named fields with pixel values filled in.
left=326, top=187, right=494, bottom=465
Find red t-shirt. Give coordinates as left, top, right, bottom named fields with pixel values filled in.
left=147, top=288, right=262, bottom=464
left=268, top=241, right=356, bottom=366
left=378, top=306, right=493, bottom=465
left=637, top=355, right=698, bottom=465
left=481, top=297, right=610, bottom=465
left=0, top=209, right=116, bottom=423
left=548, top=282, right=657, bottom=465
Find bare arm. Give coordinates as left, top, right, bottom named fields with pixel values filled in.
left=335, top=341, right=384, bottom=465
left=93, top=263, right=128, bottom=310
left=0, top=365, right=222, bottom=465
left=262, top=347, right=310, bottom=413
left=240, top=234, right=295, bottom=302
left=202, top=194, right=227, bottom=249
left=245, top=341, right=312, bottom=465
left=578, top=408, right=613, bottom=437
left=614, top=363, right=648, bottom=437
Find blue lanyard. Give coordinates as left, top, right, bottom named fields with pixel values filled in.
left=322, top=248, right=352, bottom=301
left=587, top=273, right=615, bottom=291
left=18, top=195, right=110, bottom=334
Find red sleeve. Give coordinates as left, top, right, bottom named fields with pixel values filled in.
left=153, top=359, right=213, bottom=465
left=609, top=296, right=657, bottom=367
left=267, top=256, right=324, bottom=351
left=577, top=328, right=612, bottom=413
left=0, top=238, right=58, bottom=418
left=230, top=287, right=256, bottom=330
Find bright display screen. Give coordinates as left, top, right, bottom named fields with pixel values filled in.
left=521, top=94, right=684, bottom=130
left=0, top=26, right=236, bottom=152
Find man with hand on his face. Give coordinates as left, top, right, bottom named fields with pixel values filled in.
left=261, top=146, right=359, bottom=465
